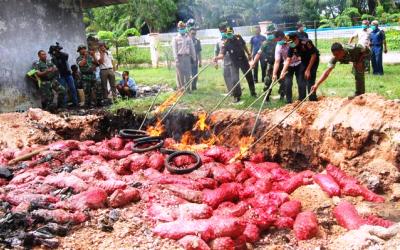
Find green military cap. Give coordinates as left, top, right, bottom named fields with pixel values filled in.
left=77, top=45, right=87, bottom=52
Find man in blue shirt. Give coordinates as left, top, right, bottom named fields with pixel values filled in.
left=369, top=20, right=388, bottom=75
left=117, top=71, right=137, bottom=98
left=250, top=26, right=267, bottom=83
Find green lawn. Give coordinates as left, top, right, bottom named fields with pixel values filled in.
left=117, top=37, right=399, bottom=66
left=110, top=63, right=400, bottom=114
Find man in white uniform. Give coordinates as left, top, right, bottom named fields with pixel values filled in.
left=349, top=20, right=371, bottom=72
left=172, top=21, right=196, bottom=89
left=95, top=42, right=116, bottom=100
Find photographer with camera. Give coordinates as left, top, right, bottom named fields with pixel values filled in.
left=49, top=42, right=78, bottom=107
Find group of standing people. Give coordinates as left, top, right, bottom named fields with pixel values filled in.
left=172, top=20, right=202, bottom=91
left=212, top=22, right=319, bottom=104
left=31, top=42, right=137, bottom=111
left=349, top=20, right=388, bottom=75
left=211, top=20, right=387, bottom=104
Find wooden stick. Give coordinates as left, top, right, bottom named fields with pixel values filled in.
left=8, top=148, right=48, bottom=165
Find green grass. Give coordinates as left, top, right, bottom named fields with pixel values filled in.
left=110, top=63, right=400, bottom=114
left=119, top=34, right=400, bottom=66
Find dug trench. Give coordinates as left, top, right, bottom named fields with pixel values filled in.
left=0, top=93, right=399, bottom=249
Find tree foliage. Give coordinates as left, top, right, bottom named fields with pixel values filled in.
left=83, top=0, right=400, bottom=33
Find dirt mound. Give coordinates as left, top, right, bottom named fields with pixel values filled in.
left=0, top=94, right=399, bottom=249
left=0, top=108, right=100, bottom=150
left=211, top=94, right=400, bottom=196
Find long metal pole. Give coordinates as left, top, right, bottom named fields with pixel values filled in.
left=208, top=67, right=252, bottom=117
left=250, top=88, right=270, bottom=137
left=160, top=64, right=211, bottom=123
left=234, top=91, right=315, bottom=161
left=139, top=90, right=162, bottom=130
left=216, top=79, right=280, bottom=136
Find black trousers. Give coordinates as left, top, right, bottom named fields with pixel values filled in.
left=235, top=59, right=256, bottom=95
left=253, top=58, right=266, bottom=82
left=285, top=63, right=306, bottom=103
left=304, top=60, right=319, bottom=101
left=264, top=63, right=285, bottom=100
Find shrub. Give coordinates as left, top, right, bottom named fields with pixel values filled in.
left=387, top=13, right=400, bottom=23
left=360, top=14, right=375, bottom=22
left=319, top=19, right=335, bottom=29
left=342, top=7, right=361, bottom=21
left=335, top=15, right=352, bottom=27
left=385, top=29, right=400, bottom=51
left=116, top=46, right=151, bottom=65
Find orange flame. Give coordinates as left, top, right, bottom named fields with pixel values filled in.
left=181, top=131, right=195, bottom=145
left=229, top=136, right=254, bottom=163
left=146, top=119, right=165, bottom=136
left=193, top=112, right=210, bottom=131
left=200, top=133, right=220, bottom=146
left=154, top=91, right=184, bottom=114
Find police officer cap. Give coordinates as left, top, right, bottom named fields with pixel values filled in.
left=177, top=21, right=186, bottom=29
left=77, top=45, right=87, bottom=52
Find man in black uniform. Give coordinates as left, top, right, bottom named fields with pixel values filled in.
left=214, top=27, right=257, bottom=97
left=250, top=24, right=285, bottom=101
left=280, top=32, right=319, bottom=101
left=296, top=22, right=309, bottom=40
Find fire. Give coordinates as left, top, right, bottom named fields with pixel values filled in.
left=193, top=112, right=210, bottom=131
left=146, top=119, right=165, bottom=136
left=200, top=133, right=220, bottom=146
left=180, top=131, right=195, bottom=145
left=171, top=131, right=215, bottom=151
left=230, top=136, right=254, bottom=163
left=154, top=91, right=184, bottom=114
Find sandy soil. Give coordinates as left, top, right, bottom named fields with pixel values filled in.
left=212, top=94, right=400, bottom=197
left=0, top=108, right=100, bottom=151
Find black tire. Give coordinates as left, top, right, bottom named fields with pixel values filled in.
left=119, top=129, right=149, bottom=139
left=133, top=136, right=164, bottom=143
left=165, top=151, right=202, bottom=174
left=160, top=148, right=177, bottom=155
left=132, top=137, right=164, bottom=153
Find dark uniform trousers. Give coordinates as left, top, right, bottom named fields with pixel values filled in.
left=352, top=60, right=366, bottom=96
left=235, top=59, right=256, bottom=95
left=264, top=63, right=284, bottom=100
left=305, top=60, right=319, bottom=101
left=285, top=63, right=306, bottom=103
left=253, top=56, right=267, bottom=83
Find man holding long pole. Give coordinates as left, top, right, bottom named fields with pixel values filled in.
left=214, top=26, right=257, bottom=102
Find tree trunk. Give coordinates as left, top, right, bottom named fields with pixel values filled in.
left=368, top=0, right=377, bottom=15
left=115, top=42, right=119, bottom=70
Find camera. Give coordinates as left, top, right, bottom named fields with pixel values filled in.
left=48, top=42, right=63, bottom=56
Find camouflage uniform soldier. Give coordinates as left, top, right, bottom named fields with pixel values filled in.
left=250, top=24, right=285, bottom=101
left=312, top=43, right=371, bottom=97
left=33, top=50, right=66, bottom=111
left=76, top=45, right=102, bottom=107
